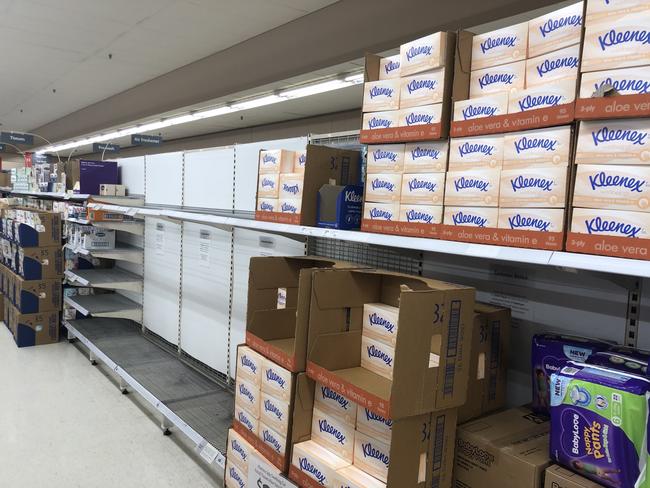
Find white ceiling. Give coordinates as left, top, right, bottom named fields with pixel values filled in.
left=0, top=0, right=338, bottom=131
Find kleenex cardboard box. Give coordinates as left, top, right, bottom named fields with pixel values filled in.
left=316, top=184, right=363, bottom=230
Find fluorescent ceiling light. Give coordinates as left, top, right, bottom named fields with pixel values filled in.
left=231, top=94, right=286, bottom=111
left=344, top=73, right=364, bottom=83
left=280, top=79, right=349, bottom=99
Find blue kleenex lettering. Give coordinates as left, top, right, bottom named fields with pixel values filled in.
left=368, top=312, right=396, bottom=334
left=239, top=383, right=254, bottom=403
left=369, top=208, right=393, bottom=221
left=365, top=409, right=394, bottom=429
left=408, top=177, right=437, bottom=192
left=299, top=457, right=326, bottom=485
left=320, top=386, right=351, bottom=411
left=368, top=117, right=393, bottom=129
left=262, top=154, right=277, bottom=164
left=478, top=72, right=515, bottom=90
left=452, top=211, right=488, bottom=228
left=588, top=171, right=646, bottom=192
left=510, top=175, right=554, bottom=192
left=410, top=146, right=440, bottom=160
left=585, top=216, right=642, bottom=237
left=238, top=411, right=254, bottom=431
left=229, top=467, right=245, bottom=488
left=591, top=126, right=648, bottom=146
left=514, top=136, right=558, bottom=153
left=518, top=94, right=564, bottom=111
left=367, top=344, right=393, bottom=366
left=318, top=419, right=347, bottom=445
left=281, top=202, right=298, bottom=213
left=231, top=439, right=247, bottom=461
left=282, top=183, right=300, bottom=195
left=405, top=209, right=434, bottom=224
left=262, top=428, right=282, bottom=453
left=264, top=399, right=283, bottom=420
left=298, top=153, right=306, bottom=166
left=594, top=77, right=650, bottom=95
left=480, top=35, right=517, bottom=54
left=407, top=78, right=438, bottom=94
left=260, top=201, right=274, bottom=212
left=598, top=29, right=650, bottom=51
left=266, top=369, right=286, bottom=389
left=539, top=14, right=582, bottom=38
left=261, top=178, right=275, bottom=189
left=371, top=178, right=396, bottom=192
left=462, top=104, right=498, bottom=120
left=454, top=176, right=489, bottom=192
left=240, top=355, right=257, bottom=374
left=406, top=44, right=432, bottom=61
left=373, top=149, right=398, bottom=162
left=369, top=86, right=394, bottom=99
left=384, top=59, right=400, bottom=74
left=508, top=214, right=552, bottom=232
left=458, top=142, right=495, bottom=158
left=535, top=56, right=579, bottom=78
left=405, top=112, right=435, bottom=125
left=361, top=442, right=390, bottom=466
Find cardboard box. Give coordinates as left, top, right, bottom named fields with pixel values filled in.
left=79, top=227, right=116, bottom=250
left=224, top=461, right=247, bottom=488
left=579, top=65, right=650, bottom=98
left=367, top=144, right=405, bottom=174
left=362, top=302, right=399, bottom=347
left=449, top=135, right=505, bottom=171
left=65, top=159, right=118, bottom=195
left=235, top=376, right=261, bottom=419
left=260, top=391, right=291, bottom=436
left=400, top=32, right=447, bottom=76
left=316, top=184, right=362, bottom=230
left=400, top=68, right=446, bottom=108
left=360, top=333, right=395, bottom=381
left=544, top=465, right=604, bottom=488
left=458, top=303, right=510, bottom=424
left=498, top=208, right=566, bottom=232
left=2, top=208, right=61, bottom=248
left=573, top=164, right=650, bottom=211
left=526, top=44, right=581, bottom=88
left=362, top=111, right=400, bottom=131
left=291, top=439, right=350, bottom=486
left=12, top=275, right=61, bottom=314
left=363, top=79, right=401, bottom=112
left=306, top=268, right=474, bottom=419
left=453, top=92, right=509, bottom=122
left=258, top=173, right=280, bottom=198
left=227, top=428, right=255, bottom=474
left=5, top=303, right=59, bottom=348
left=454, top=406, right=551, bottom=488
left=337, top=465, right=386, bottom=488
left=508, top=78, right=577, bottom=113
left=235, top=404, right=259, bottom=436
left=278, top=198, right=301, bottom=215
left=259, top=422, right=288, bottom=458
left=314, top=382, right=357, bottom=426
left=499, top=167, right=568, bottom=208
left=356, top=406, right=393, bottom=445
left=469, top=60, right=526, bottom=98
left=279, top=173, right=304, bottom=200
left=403, top=141, right=449, bottom=173
left=397, top=103, right=443, bottom=127
left=585, top=0, right=650, bottom=24
left=400, top=173, right=445, bottom=205
left=294, top=150, right=307, bottom=174
left=399, top=204, right=443, bottom=225
left=365, top=173, right=402, bottom=203
left=503, top=126, right=573, bottom=169
left=471, top=22, right=529, bottom=70
left=257, top=198, right=278, bottom=213
left=443, top=206, right=499, bottom=228
left=258, top=149, right=294, bottom=174
left=582, top=8, right=650, bottom=72
left=237, top=345, right=264, bottom=386
left=444, top=169, right=500, bottom=207
left=527, top=2, right=584, bottom=59
left=575, top=119, right=650, bottom=165
left=245, top=256, right=359, bottom=373
left=17, top=246, right=63, bottom=280
left=379, top=54, right=401, bottom=80
left=99, top=184, right=126, bottom=196
left=310, top=405, right=355, bottom=463
left=570, top=207, right=650, bottom=239
left=363, top=202, right=400, bottom=222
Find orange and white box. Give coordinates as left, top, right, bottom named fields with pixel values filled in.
left=527, top=2, right=584, bottom=58
left=227, top=428, right=254, bottom=473
left=236, top=345, right=264, bottom=386
left=363, top=303, right=399, bottom=347
left=258, top=173, right=279, bottom=198
left=581, top=9, right=650, bottom=73
left=498, top=208, right=565, bottom=232
left=526, top=44, right=581, bottom=88
left=469, top=60, right=526, bottom=98
left=443, top=206, right=499, bottom=228
left=503, top=126, right=572, bottom=169
left=471, top=22, right=529, bottom=70
left=379, top=54, right=401, bottom=80
left=361, top=334, right=395, bottom=381
left=573, top=164, right=650, bottom=212
left=353, top=430, right=391, bottom=483
left=279, top=173, right=304, bottom=199
left=260, top=392, right=290, bottom=436
left=508, top=77, right=577, bottom=113
left=585, top=0, right=650, bottom=24
left=314, top=382, right=358, bottom=426
left=279, top=198, right=301, bottom=215
left=363, top=202, right=400, bottom=222
left=400, top=32, right=446, bottom=76
left=261, top=359, right=293, bottom=402
left=579, top=66, right=650, bottom=98
left=398, top=103, right=443, bottom=127
left=400, top=173, right=446, bottom=205
left=336, top=465, right=387, bottom=488
left=449, top=135, right=504, bottom=170
left=444, top=169, right=500, bottom=207
left=311, top=406, right=356, bottom=463
left=362, top=111, right=400, bottom=131
left=575, top=119, right=650, bottom=165
left=453, top=92, right=509, bottom=122
left=571, top=207, right=650, bottom=239
left=362, top=80, right=401, bottom=112
left=257, top=198, right=278, bottom=213
left=234, top=404, right=259, bottom=435
left=259, top=422, right=287, bottom=456
left=356, top=407, right=393, bottom=445
left=403, top=141, right=449, bottom=173
left=365, top=173, right=402, bottom=203
left=235, top=377, right=261, bottom=418
left=294, top=150, right=307, bottom=173
left=292, top=440, right=349, bottom=486
left=367, top=144, right=405, bottom=174
left=225, top=461, right=248, bottom=488
left=258, top=149, right=294, bottom=174
left=399, top=204, right=444, bottom=225
left=400, top=68, right=446, bottom=108
left=499, top=167, right=568, bottom=208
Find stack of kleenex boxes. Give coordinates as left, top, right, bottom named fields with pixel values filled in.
left=453, top=1, right=583, bottom=123
left=256, top=148, right=306, bottom=216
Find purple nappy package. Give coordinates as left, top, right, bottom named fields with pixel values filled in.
left=586, top=350, right=649, bottom=377
left=550, top=362, right=650, bottom=488
left=532, top=334, right=611, bottom=414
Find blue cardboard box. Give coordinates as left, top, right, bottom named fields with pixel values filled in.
left=316, top=184, right=363, bottom=230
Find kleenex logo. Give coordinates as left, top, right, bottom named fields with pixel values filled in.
left=229, top=467, right=245, bottom=488
left=260, top=201, right=274, bottom=211
left=365, top=409, right=393, bottom=429
left=231, top=439, right=247, bottom=461
left=454, top=176, right=489, bottom=192
left=264, top=399, right=283, bottom=421
left=405, top=44, right=432, bottom=62
left=384, top=59, right=400, bottom=74
left=514, top=136, right=558, bottom=153
left=266, top=369, right=287, bottom=389
left=320, top=386, right=351, bottom=411
left=518, top=93, right=563, bottom=111
left=405, top=209, right=434, bottom=224
left=298, top=153, right=306, bottom=166
left=371, top=178, right=396, bottom=192
left=238, top=383, right=255, bottom=403
left=508, top=214, right=552, bottom=232
left=407, top=77, right=438, bottom=94
left=369, top=86, right=394, bottom=99
left=411, top=146, right=440, bottom=160
left=461, top=104, right=498, bottom=120
left=368, top=117, right=393, bottom=129
left=480, top=35, right=517, bottom=54
left=510, top=175, right=554, bottom=192
left=262, top=154, right=277, bottom=165
left=369, top=207, right=394, bottom=221
left=458, top=142, right=495, bottom=158
left=299, top=457, right=326, bottom=485
left=373, top=149, right=398, bottom=162
left=589, top=171, right=646, bottom=192
left=367, top=344, right=393, bottom=366
left=594, top=77, right=650, bottom=95
left=361, top=442, right=390, bottom=466
left=407, top=177, right=437, bottom=193
left=237, top=411, right=254, bottom=431
left=535, top=56, right=579, bottom=77
left=240, top=355, right=257, bottom=374
left=478, top=72, right=515, bottom=90
left=318, top=419, right=347, bottom=445
left=585, top=216, right=642, bottom=237
left=282, top=183, right=300, bottom=195
left=591, top=126, right=648, bottom=146
left=539, top=13, right=582, bottom=38
left=598, top=29, right=650, bottom=51
left=281, top=202, right=298, bottom=213
left=261, top=178, right=275, bottom=189
left=344, top=190, right=362, bottom=203
left=262, top=428, right=283, bottom=453
left=368, top=312, right=396, bottom=334
left=405, top=112, right=435, bottom=125
left=452, top=211, right=488, bottom=227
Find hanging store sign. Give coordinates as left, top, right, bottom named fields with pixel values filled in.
left=93, top=142, right=120, bottom=153
left=1, top=132, right=33, bottom=145
left=131, top=134, right=162, bottom=146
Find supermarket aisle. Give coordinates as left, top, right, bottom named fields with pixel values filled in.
left=0, top=327, right=220, bottom=488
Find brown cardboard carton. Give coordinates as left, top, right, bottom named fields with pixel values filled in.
left=18, top=246, right=64, bottom=280
left=6, top=302, right=59, bottom=348
left=306, top=268, right=474, bottom=419
left=245, top=256, right=362, bottom=373
left=544, top=465, right=603, bottom=488
left=458, top=303, right=510, bottom=424
left=455, top=406, right=551, bottom=488
left=2, top=208, right=61, bottom=248
left=12, top=273, right=62, bottom=314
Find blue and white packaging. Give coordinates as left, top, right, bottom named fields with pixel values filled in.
left=259, top=421, right=287, bottom=455
left=227, top=428, right=254, bottom=473
left=508, top=78, right=577, bottom=113
left=257, top=198, right=278, bottom=213
left=361, top=334, right=395, bottom=381
left=469, top=60, right=526, bottom=98
left=362, top=302, right=399, bottom=347
left=453, top=92, right=509, bottom=121
left=363, top=79, right=401, bottom=112
left=400, top=32, right=446, bottom=76
left=363, top=202, right=399, bottom=222
left=258, top=173, right=279, bottom=198
left=279, top=198, right=301, bottom=215
left=291, top=440, right=349, bottom=486
left=444, top=169, right=500, bottom=207
left=443, top=206, right=499, bottom=228
left=498, top=208, right=565, bottom=233
left=449, top=135, right=505, bottom=170
left=571, top=207, right=650, bottom=239
left=503, top=126, right=572, bottom=169
left=314, top=382, right=357, bottom=425
left=400, top=173, right=445, bottom=205
left=236, top=345, right=264, bottom=386
left=499, top=167, right=568, bottom=208
left=399, top=204, right=443, bottom=225
left=279, top=173, right=303, bottom=199
left=356, top=407, right=393, bottom=445
left=573, top=164, right=650, bottom=212
left=575, top=119, right=650, bottom=165
left=260, top=391, right=290, bottom=436
left=316, top=185, right=363, bottom=230
left=526, top=44, right=581, bottom=88
left=236, top=377, right=261, bottom=418
left=527, top=1, right=583, bottom=58
left=362, top=111, right=400, bottom=131
left=353, top=430, right=391, bottom=483
left=366, top=144, right=405, bottom=174
left=365, top=173, right=402, bottom=203
left=400, top=68, right=446, bottom=109
left=471, top=22, right=528, bottom=70
left=403, top=141, right=449, bottom=173
left=225, top=461, right=247, bottom=488
left=379, top=54, right=401, bottom=80
left=398, top=103, right=442, bottom=127
left=580, top=66, right=650, bottom=98
left=261, top=358, right=293, bottom=402
left=311, top=406, right=356, bottom=463
left=234, top=404, right=259, bottom=435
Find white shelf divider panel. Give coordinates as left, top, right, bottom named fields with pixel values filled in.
left=144, top=217, right=182, bottom=345
left=65, top=268, right=143, bottom=293
left=93, top=220, right=144, bottom=236
left=117, top=156, right=145, bottom=196
left=180, top=222, right=232, bottom=373
left=145, top=152, right=183, bottom=206
left=184, top=147, right=235, bottom=210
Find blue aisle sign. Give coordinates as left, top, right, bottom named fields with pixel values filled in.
left=0, top=144, right=6, bottom=152
left=93, top=142, right=120, bottom=153
left=1, top=132, right=33, bottom=145
left=131, top=134, right=162, bottom=146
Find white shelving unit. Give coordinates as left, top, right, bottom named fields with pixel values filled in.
left=64, top=243, right=144, bottom=264
left=65, top=293, right=143, bottom=321
left=65, top=268, right=143, bottom=293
